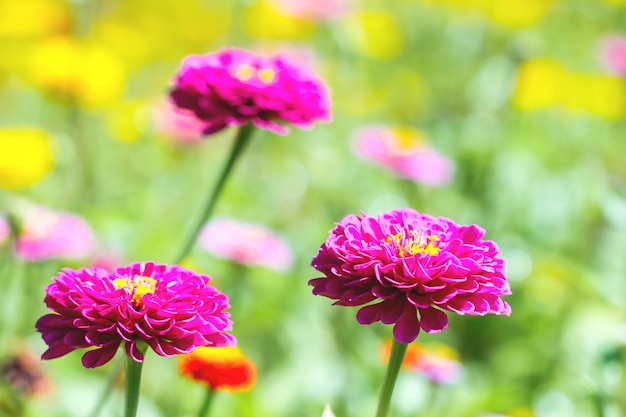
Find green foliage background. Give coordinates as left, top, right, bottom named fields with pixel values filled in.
left=1, top=0, right=626, bottom=416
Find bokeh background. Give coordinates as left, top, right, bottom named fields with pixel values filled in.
left=1, top=0, right=626, bottom=416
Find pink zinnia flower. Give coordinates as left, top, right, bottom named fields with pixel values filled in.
left=35, top=262, right=235, bottom=368
left=310, top=208, right=511, bottom=343
left=153, top=100, right=209, bottom=144
left=270, top=0, right=355, bottom=21
left=15, top=205, right=94, bottom=262
left=0, top=215, right=10, bottom=245
left=170, top=48, right=331, bottom=135
left=352, top=126, right=455, bottom=186
left=601, top=35, right=626, bottom=75
left=199, top=218, right=293, bottom=272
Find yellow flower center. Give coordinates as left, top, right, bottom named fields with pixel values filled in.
left=233, top=64, right=276, bottom=84
left=114, top=275, right=157, bottom=307
left=384, top=231, right=440, bottom=257
left=257, top=68, right=276, bottom=84
left=389, top=127, right=425, bottom=151
left=234, top=63, right=255, bottom=81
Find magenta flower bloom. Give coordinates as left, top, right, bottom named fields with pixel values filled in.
left=15, top=205, right=94, bottom=262
left=310, top=209, right=511, bottom=343
left=601, top=35, right=626, bottom=75
left=153, top=100, right=209, bottom=144
left=270, top=0, right=355, bottom=21
left=352, top=126, right=454, bottom=186
left=199, top=217, right=294, bottom=272
left=170, top=48, right=331, bottom=135
left=36, top=262, right=235, bottom=368
left=0, top=215, right=9, bottom=245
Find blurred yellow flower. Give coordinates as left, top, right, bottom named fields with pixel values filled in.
left=28, top=37, right=126, bottom=108
left=476, top=0, right=554, bottom=28
left=513, top=58, right=626, bottom=119
left=244, top=1, right=314, bottom=39
left=602, top=0, right=626, bottom=6
left=0, top=0, right=68, bottom=38
left=343, top=11, right=403, bottom=60
left=561, top=73, right=626, bottom=120
left=421, top=0, right=554, bottom=28
left=105, top=100, right=148, bottom=143
left=513, top=59, right=564, bottom=110
left=0, top=128, right=54, bottom=190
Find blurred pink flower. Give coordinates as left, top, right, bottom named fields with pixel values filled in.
left=270, top=0, right=355, bottom=21
left=601, top=35, right=626, bottom=75
left=36, top=262, right=235, bottom=368
left=90, top=249, right=125, bottom=272
left=170, top=48, right=331, bottom=135
left=15, top=206, right=95, bottom=262
left=352, top=126, right=455, bottom=186
left=412, top=347, right=461, bottom=384
left=0, top=215, right=10, bottom=245
left=153, top=100, right=208, bottom=144
left=310, top=208, right=511, bottom=343
left=199, top=218, right=294, bottom=272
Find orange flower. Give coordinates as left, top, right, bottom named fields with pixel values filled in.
left=381, top=340, right=461, bottom=384
left=179, top=346, right=256, bottom=392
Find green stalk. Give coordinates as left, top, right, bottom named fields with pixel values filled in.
left=172, top=124, right=255, bottom=264
left=198, top=387, right=216, bottom=417
left=124, top=346, right=148, bottom=417
left=375, top=339, right=408, bottom=417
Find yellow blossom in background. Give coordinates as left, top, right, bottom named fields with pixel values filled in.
left=28, top=37, right=126, bottom=108
left=420, top=0, right=554, bottom=28
left=0, top=128, right=54, bottom=190
left=105, top=100, right=149, bottom=143
left=92, top=22, right=153, bottom=70
left=602, top=0, right=626, bottom=6
left=0, top=0, right=68, bottom=38
left=343, top=11, right=403, bottom=60
left=475, top=0, right=555, bottom=28
left=561, top=73, right=626, bottom=120
left=513, top=59, right=564, bottom=110
left=244, top=1, right=314, bottom=40
left=513, top=58, right=626, bottom=119
left=508, top=408, right=535, bottom=417
left=95, top=0, right=230, bottom=62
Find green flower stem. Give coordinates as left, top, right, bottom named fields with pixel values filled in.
left=172, top=124, right=256, bottom=264
left=124, top=347, right=148, bottom=417
left=198, top=387, right=216, bottom=417
left=87, top=355, right=125, bottom=417
left=375, top=339, right=408, bottom=417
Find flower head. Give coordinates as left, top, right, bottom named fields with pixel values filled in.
left=36, top=262, right=235, bottom=368
left=0, top=128, right=54, bottom=190
left=270, top=0, right=355, bottom=21
left=310, top=208, right=511, bottom=343
left=28, top=37, right=126, bottom=108
left=153, top=100, right=209, bottom=144
left=1, top=350, right=51, bottom=396
left=170, top=48, right=331, bottom=135
left=352, top=126, right=454, bottom=186
left=179, top=346, right=256, bottom=391
left=601, top=35, right=626, bottom=75
left=0, top=215, right=10, bottom=245
left=199, top=217, right=294, bottom=272
left=15, top=205, right=95, bottom=262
